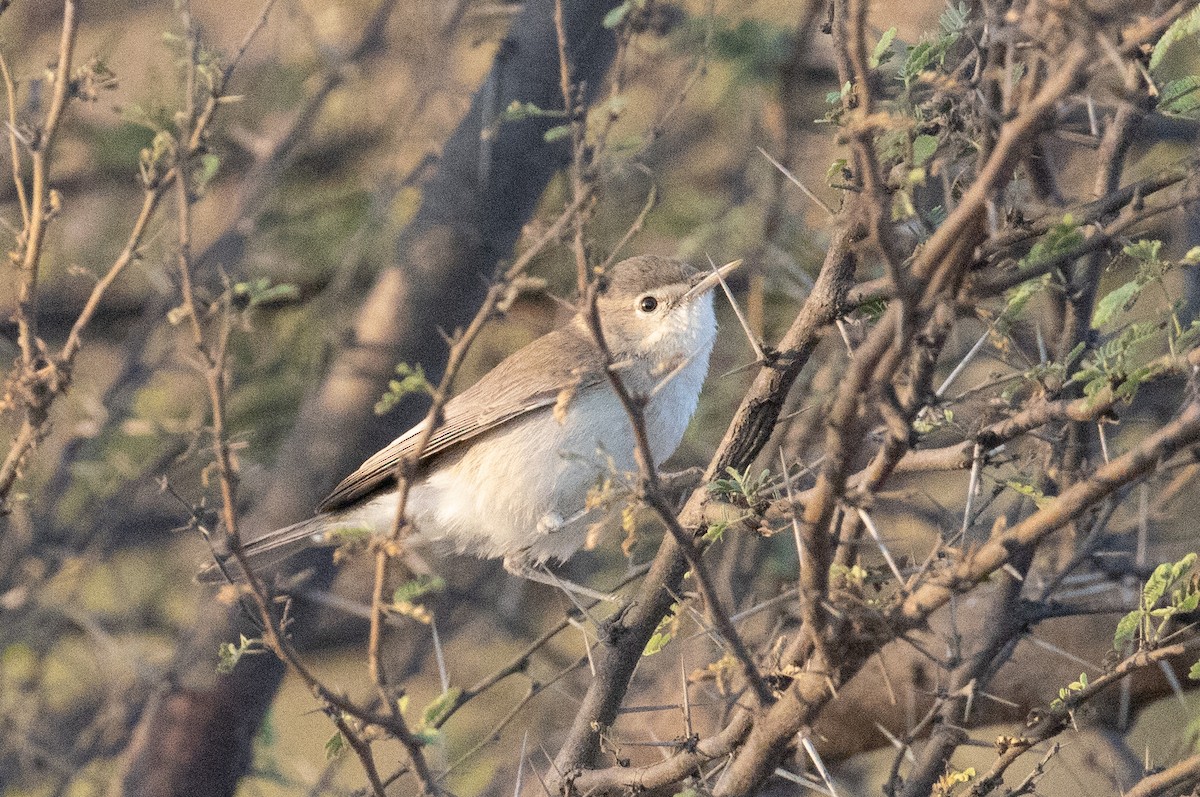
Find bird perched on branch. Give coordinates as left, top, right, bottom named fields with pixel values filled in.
left=201, top=255, right=740, bottom=597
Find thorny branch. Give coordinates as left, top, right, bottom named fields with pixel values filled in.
left=10, top=1, right=1200, bottom=795
left=553, top=2, right=1200, bottom=796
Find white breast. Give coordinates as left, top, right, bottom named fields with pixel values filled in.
left=365, top=293, right=718, bottom=564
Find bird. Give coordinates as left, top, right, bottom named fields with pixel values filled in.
left=200, top=255, right=739, bottom=597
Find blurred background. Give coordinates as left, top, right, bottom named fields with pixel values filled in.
left=1, top=1, right=1198, bottom=795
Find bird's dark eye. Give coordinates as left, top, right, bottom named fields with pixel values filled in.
left=638, top=295, right=658, bottom=312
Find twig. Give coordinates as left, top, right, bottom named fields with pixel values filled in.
left=757, top=146, right=835, bottom=216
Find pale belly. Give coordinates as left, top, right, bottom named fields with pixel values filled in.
left=339, top=354, right=709, bottom=564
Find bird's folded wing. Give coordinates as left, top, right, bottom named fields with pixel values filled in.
left=317, top=325, right=605, bottom=512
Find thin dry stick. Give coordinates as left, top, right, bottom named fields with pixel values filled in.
left=963, top=642, right=1200, bottom=797
left=0, top=0, right=280, bottom=506
left=364, top=186, right=596, bottom=709
left=0, top=1, right=80, bottom=503
left=171, top=3, right=433, bottom=794
left=0, top=51, right=29, bottom=228
left=1123, top=751, right=1200, bottom=797
left=757, top=146, right=835, bottom=216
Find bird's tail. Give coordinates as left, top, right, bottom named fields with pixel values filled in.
left=196, top=514, right=349, bottom=585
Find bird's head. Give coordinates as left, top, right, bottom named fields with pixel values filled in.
left=591, top=255, right=741, bottom=361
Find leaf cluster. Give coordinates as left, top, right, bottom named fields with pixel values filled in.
left=1113, top=552, right=1199, bottom=652
left=374, top=362, right=433, bottom=416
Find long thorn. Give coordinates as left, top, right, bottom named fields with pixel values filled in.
left=432, top=618, right=450, bottom=694
left=800, top=734, right=841, bottom=797
left=936, top=329, right=989, bottom=397
left=757, top=146, right=836, bottom=215
left=706, top=254, right=765, bottom=362
left=961, top=443, right=982, bottom=540
left=857, top=507, right=907, bottom=590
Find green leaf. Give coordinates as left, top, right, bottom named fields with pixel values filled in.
left=1140, top=554, right=1196, bottom=617
left=827, top=157, right=849, bottom=184
left=1113, top=609, right=1140, bottom=650
left=1149, top=5, right=1200, bottom=72
left=1091, top=280, right=1142, bottom=328
left=497, top=100, right=566, bottom=124
left=1189, top=660, right=1200, bottom=681
left=870, top=27, right=898, bottom=69
left=194, top=153, right=220, bottom=194
left=939, top=1, right=969, bottom=35
left=860, top=297, right=888, bottom=321
left=1158, top=76, right=1200, bottom=117
left=1183, top=246, right=1200, bottom=265
left=324, top=732, right=345, bottom=759
left=1004, top=478, right=1051, bottom=508
left=602, top=1, right=632, bottom=28
left=420, top=687, right=462, bottom=728
left=233, top=278, right=301, bottom=308
left=1020, top=215, right=1084, bottom=271
left=644, top=602, right=682, bottom=656
left=898, top=12, right=962, bottom=89
left=999, top=274, right=1051, bottom=330
left=1123, top=239, right=1164, bottom=265
left=543, top=124, right=571, bottom=143
left=703, top=522, right=728, bottom=542
left=394, top=575, right=446, bottom=604
left=643, top=631, right=673, bottom=656
left=216, top=634, right=263, bottom=674
left=912, top=134, right=938, bottom=166
left=375, top=362, right=433, bottom=415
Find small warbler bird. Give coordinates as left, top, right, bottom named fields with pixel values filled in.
left=202, top=255, right=739, bottom=595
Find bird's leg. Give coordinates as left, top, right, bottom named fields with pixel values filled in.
left=502, top=554, right=619, bottom=604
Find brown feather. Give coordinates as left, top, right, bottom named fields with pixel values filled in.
left=316, top=321, right=606, bottom=512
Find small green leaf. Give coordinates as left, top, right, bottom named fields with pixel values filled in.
left=1123, top=239, right=1164, bottom=265
left=870, top=27, right=897, bottom=69
left=325, top=732, right=346, bottom=759
left=643, top=631, right=672, bottom=656
left=375, top=363, right=433, bottom=415
left=1158, top=76, right=1200, bottom=118
left=194, top=153, right=220, bottom=194
left=912, top=134, right=938, bottom=167
left=543, top=124, right=571, bottom=143
left=394, top=575, right=446, bottom=604
left=497, top=100, right=566, bottom=124
left=233, top=278, right=300, bottom=308
left=1020, top=215, right=1084, bottom=270
left=1183, top=246, right=1200, bottom=265
left=216, top=634, right=263, bottom=674
left=939, top=1, right=969, bottom=35
left=603, top=1, right=633, bottom=29
left=1113, top=609, right=1140, bottom=650
left=703, top=522, right=728, bottom=542
left=827, top=158, right=849, bottom=185
left=999, top=274, right=1051, bottom=330
left=1189, top=660, right=1200, bottom=681
left=420, top=687, right=462, bottom=728
left=644, top=602, right=682, bottom=656
left=1091, top=280, right=1142, bottom=328
left=1004, top=478, right=1050, bottom=508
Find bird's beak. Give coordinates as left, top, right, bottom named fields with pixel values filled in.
left=682, top=259, right=742, bottom=303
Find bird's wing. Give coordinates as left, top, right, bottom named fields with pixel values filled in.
left=317, top=324, right=605, bottom=512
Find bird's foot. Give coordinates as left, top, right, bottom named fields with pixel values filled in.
left=502, top=555, right=620, bottom=605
